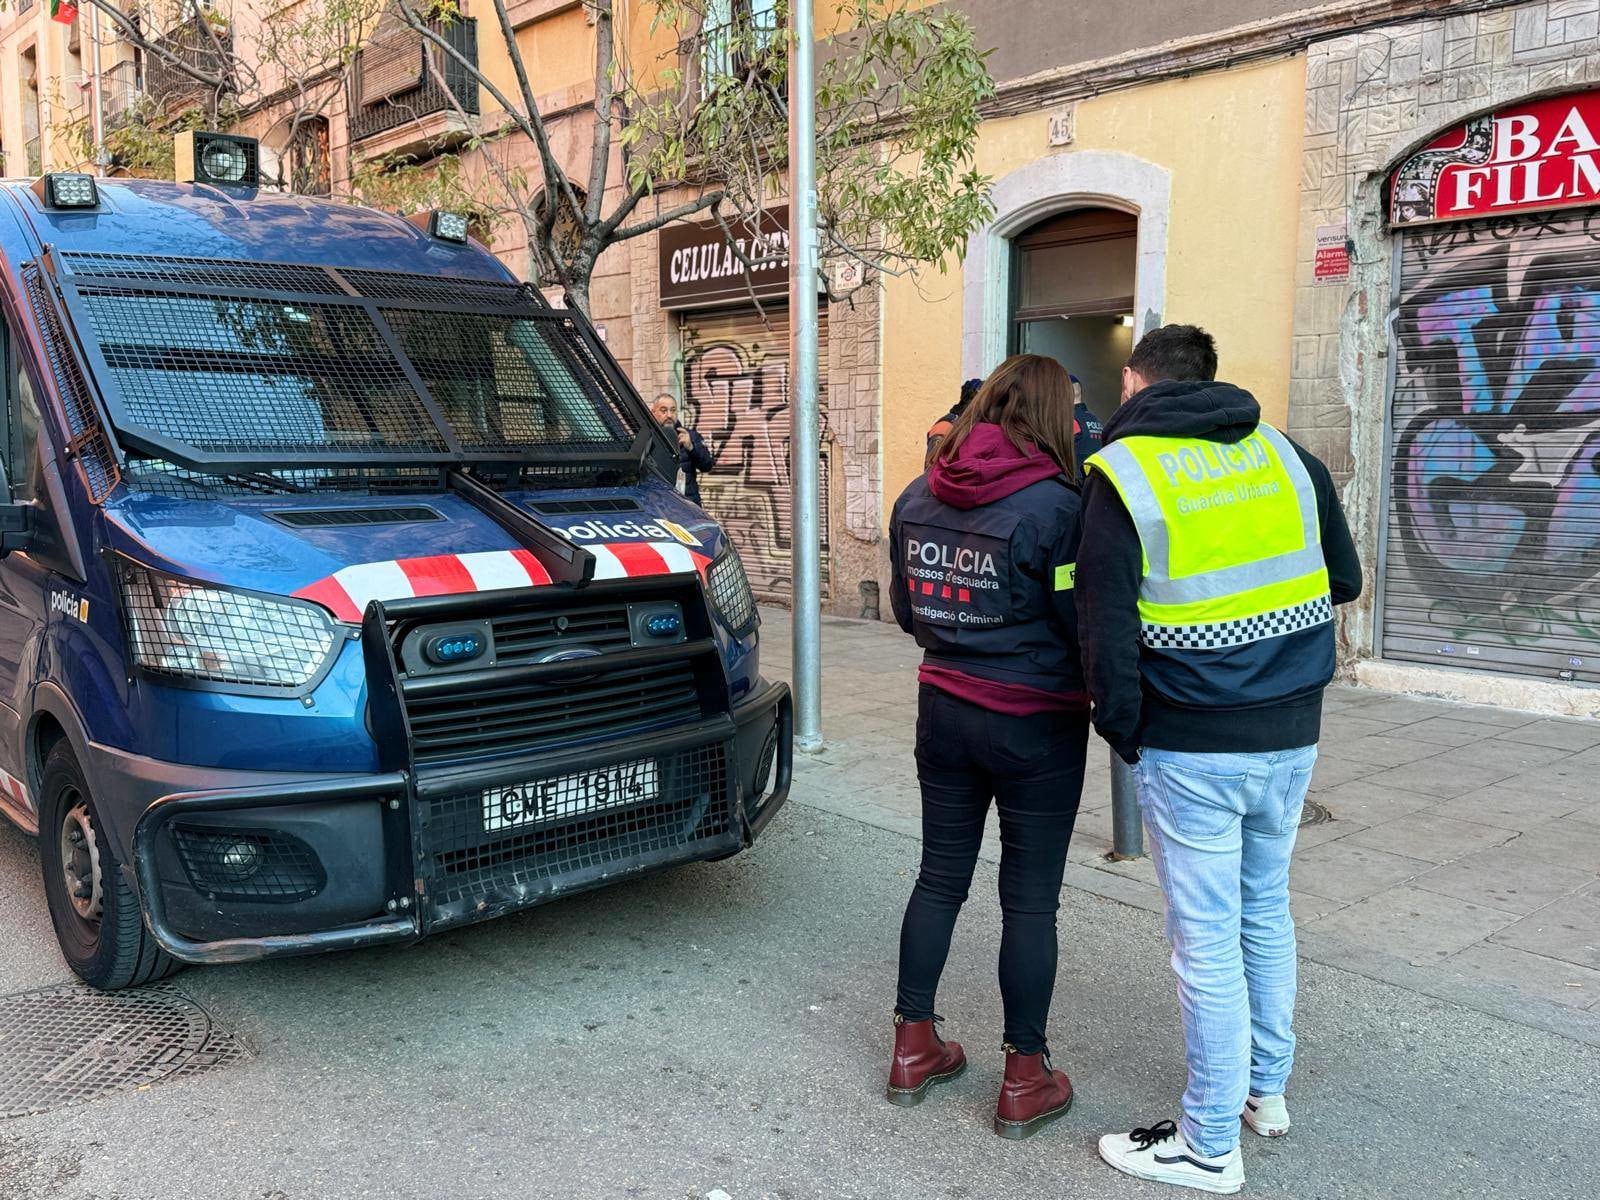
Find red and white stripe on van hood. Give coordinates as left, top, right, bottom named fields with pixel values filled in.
left=292, top=541, right=711, bottom=624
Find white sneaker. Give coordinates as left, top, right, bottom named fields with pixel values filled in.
left=1098, top=1120, right=1244, bottom=1195
left=1242, top=1093, right=1290, bottom=1137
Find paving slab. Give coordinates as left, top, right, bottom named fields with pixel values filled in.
left=1409, top=703, right=1542, bottom=730
left=1342, top=813, right=1516, bottom=864
left=1444, top=942, right=1600, bottom=1010
left=1425, top=781, right=1584, bottom=831
left=1330, top=733, right=1450, bottom=767
left=1310, top=886, right=1518, bottom=965
left=1432, top=736, right=1578, bottom=777
left=1410, top=844, right=1598, bottom=915
left=1290, top=841, right=1436, bottom=903
left=1490, top=894, right=1600, bottom=970
left=1495, top=718, right=1600, bottom=752
left=1398, top=716, right=1507, bottom=746
left=1304, top=778, right=1442, bottom=826
left=1502, top=819, right=1600, bottom=874
left=1359, top=757, right=1516, bottom=800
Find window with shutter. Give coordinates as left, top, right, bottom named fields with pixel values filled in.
left=357, top=12, right=426, bottom=107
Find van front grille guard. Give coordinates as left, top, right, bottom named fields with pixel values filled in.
left=130, top=576, right=790, bottom=963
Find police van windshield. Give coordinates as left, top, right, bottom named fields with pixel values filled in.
left=50, top=253, right=643, bottom=478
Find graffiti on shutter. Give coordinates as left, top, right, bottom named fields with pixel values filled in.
left=680, top=307, right=831, bottom=600
left=1383, top=208, right=1600, bottom=682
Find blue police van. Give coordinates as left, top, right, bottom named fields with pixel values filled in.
left=0, top=158, right=791, bottom=989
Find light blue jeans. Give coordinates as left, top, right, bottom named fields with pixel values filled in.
left=1134, top=745, right=1317, bottom=1158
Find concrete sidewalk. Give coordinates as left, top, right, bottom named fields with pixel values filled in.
left=763, top=609, right=1600, bottom=1047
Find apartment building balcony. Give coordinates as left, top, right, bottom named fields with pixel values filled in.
left=143, top=14, right=233, bottom=111
left=102, top=61, right=144, bottom=129
left=689, top=5, right=782, bottom=101
left=348, top=16, right=479, bottom=158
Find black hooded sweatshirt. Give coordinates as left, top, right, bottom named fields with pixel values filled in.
left=1076, top=380, right=1362, bottom=762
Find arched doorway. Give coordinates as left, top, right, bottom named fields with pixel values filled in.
left=1008, top=207, right=1138, bottom=426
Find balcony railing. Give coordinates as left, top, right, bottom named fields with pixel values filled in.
left=102, top=61, right=144, bottom=127
left=144, top=15, right=233, bottom=110
left=349, top=17, right=479, bottom=144
left=694, top=8, right=782, bottom=101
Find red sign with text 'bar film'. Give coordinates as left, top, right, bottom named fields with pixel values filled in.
left=1390, top=91, right=1600, bottom=227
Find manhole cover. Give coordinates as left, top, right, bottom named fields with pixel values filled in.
left=1301, top=799, right=1333, bottom=826
left=0, top=982, right=249, bottom=1118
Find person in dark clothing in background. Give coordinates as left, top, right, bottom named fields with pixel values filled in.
left=1070, top=373, right=1105, bottom=470
left=651, top=393, right=715, bottom=505
left=887, top=354, right=1087, bottom=1141
left=924, top=377, right=984, bottom=468
left=1076, top=326, right=1360, bottom=1194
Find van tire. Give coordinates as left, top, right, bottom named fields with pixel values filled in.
left=39, top=741, right=181, bottom=990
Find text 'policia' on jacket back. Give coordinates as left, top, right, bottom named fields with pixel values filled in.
left=0, top=173, right=791, bottom=989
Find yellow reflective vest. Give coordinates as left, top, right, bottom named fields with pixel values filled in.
left=1085, top=423, right=1333, bottom=654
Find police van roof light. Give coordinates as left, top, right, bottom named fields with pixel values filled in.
left=37, top=173, right=100, bottom=210
left=174, top=131, right=260, bottom=189
left=430, top=211, right=470, bottom=243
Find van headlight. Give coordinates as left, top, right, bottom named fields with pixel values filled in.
left=115, top=560, right=339, bottom=691
left=705, top=549, right=758, bottom=637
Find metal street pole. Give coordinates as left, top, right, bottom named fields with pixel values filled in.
left=1109, top=751, right=1144, bottom=859
left=86, top=4, right=107, bottom=175
left=788, top=0, right=823, bottom=752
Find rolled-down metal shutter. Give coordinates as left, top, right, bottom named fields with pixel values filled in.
left=1382, top=208, right=1600, bottom=683
left=679, top=306, right=830, bottom=601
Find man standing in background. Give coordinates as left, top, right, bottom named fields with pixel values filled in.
left=925, top=378, right=984, bottom=468
left=651, top=392, right=716, bottom=505
left=1076, top=325, right=1361, bottom=1195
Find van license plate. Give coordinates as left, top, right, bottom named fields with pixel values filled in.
left=482, top=760, right=660, bottom=832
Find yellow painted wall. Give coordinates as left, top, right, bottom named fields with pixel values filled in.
left=477, top=4, right=597, bottom=113
left=880, top=54, right=1307, bottom=520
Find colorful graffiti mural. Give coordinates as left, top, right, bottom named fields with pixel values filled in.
left=1386, top=209, right=1600, bottom=680
left=679, top=316, right=830, bottom=599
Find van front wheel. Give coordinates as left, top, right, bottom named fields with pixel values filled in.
left=39, top=742, right=180, bottom=990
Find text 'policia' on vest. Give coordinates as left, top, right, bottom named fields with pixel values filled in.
left=1076, top=379, right=1363, bottom=760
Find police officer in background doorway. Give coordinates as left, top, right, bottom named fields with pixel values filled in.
left=886, top=354, right=1089, bottom=1141
left=651, top=393, right=715, bottom=505
left=1070, top=373, right=1104, bottom=470
left=1076, top=325, right=1361, bottom=1194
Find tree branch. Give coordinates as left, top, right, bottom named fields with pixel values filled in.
left=610, top=189, right=724, bottom=241
left=79, top=0, right=229, bottom=93
left=585, top=0, right=616, bottom=225
left=483, top=0, right=587, bottom=231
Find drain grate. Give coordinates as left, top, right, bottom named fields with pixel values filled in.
left=0, top=982, right=249, bottom=1119
left=1300, top=799, right=1333, bottom=826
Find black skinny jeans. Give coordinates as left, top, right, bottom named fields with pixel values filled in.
left=896, top=685, right=1089, bottom=1054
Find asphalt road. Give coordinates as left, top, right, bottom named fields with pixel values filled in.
left=1, top=800, right=1597, bottom=1200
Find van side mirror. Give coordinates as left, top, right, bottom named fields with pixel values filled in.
left=0, top=462, right=33, bottom=558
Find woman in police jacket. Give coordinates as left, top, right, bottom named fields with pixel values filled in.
left=885, top=354, right=1088, bottom=1141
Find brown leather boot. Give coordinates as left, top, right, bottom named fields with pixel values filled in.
left=993, top=1044, right=1073, bottom=1139
left=886, top=1014, right=967, bottom=1107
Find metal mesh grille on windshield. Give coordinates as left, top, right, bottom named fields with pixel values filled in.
left=380, top=307, right=635, bottom=450
left=50, top=254, right=644, bottom=471
left=61, top=253, right=346, bottom=296
left=77, top=291, right=449, bottom=457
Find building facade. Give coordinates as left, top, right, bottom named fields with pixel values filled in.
left=873, top=0, right=1600, bottom=715
left=1292, top=0, right=1600, bottom=715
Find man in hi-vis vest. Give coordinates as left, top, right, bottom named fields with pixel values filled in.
left=1078, top=326, right=1361, bottom=1195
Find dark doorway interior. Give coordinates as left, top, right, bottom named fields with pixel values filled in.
left=1010, top=207, right=1137, bottom=425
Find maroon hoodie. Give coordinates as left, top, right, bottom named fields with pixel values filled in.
left=926, top=423, right=1064, bottom=509
left=910, top=423, right=1083, bottom=716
